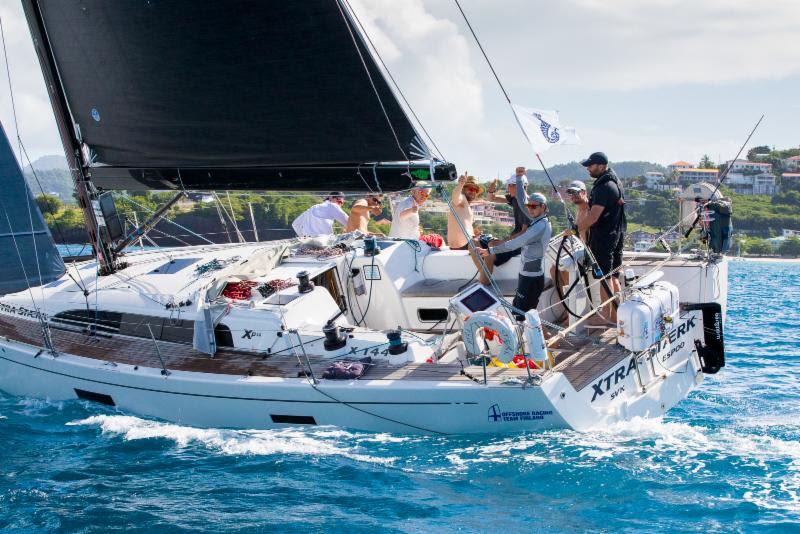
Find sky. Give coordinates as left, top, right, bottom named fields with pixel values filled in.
left=1, top=0, right=798, bottom=181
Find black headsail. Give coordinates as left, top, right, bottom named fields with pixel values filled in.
left=0, top=124, right=65, bottom=294
left=22, top=0, right=455, bottom=191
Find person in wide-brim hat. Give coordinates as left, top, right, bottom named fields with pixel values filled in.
left=447, top=172, right=484, bottom=250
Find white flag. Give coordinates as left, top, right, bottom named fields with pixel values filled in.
left=511, top=105, right=581, bottom=154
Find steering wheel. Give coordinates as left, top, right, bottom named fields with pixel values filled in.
left=553, top=234, right=594, bottom=319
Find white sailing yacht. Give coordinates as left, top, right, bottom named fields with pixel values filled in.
left=0, top=0, right=729, bottom=435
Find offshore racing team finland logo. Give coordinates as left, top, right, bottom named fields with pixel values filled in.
left=532, top=112, right=560, bottom=144
left=488, top=403, right=552, bottom=423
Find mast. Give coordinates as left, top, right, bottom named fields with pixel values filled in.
left=21, top=0, right=116, bottom=273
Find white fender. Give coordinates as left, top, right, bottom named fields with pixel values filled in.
left=463, top=311, right=517, bottom=363
left=524, top=310, right=547, bottom=362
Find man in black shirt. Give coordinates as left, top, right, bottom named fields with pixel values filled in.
left=577, top=152, right=627, bottom=322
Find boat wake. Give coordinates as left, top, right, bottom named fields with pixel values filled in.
left=67, top=415, right=403, bottom=467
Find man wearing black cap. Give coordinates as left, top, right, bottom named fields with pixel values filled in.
left=577, top=152, right=627, bottom=322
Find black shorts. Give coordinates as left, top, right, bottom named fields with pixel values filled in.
left=477, top=234, right=519, bottom=266
left=494, top=248, right=520, bottom=266
left=512, top=274, right=544, bottom=320
left=588, top=231, right=625, bottom=279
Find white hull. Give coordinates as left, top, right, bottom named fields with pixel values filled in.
left=0, top=321, right=705, bottom=435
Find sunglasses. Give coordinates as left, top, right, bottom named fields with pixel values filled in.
left=526, top=203, right=543, bottom=208
left=567, top=189, right=582, bottom=195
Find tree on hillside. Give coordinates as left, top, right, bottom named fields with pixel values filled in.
left=778, top=236, right=800, bottom=258
left=35, top=194, right=63, bottom=216
left=772, top=190, right=800, bottom=206
left=698, top=155, right=715, bottom=169
left=746, top=145, right=771, bottom=161
left=746, top=237, right=774, bottom=256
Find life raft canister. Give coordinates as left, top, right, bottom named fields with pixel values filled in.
left=463, top=311, right=517, bottom=363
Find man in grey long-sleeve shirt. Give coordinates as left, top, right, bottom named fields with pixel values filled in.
left=477, top=178, right=552, bottom=319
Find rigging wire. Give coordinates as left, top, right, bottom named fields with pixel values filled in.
left=2, top=17, right=53, bottom=333
left=18, top=139, right=73, bottom=246
left=121, top=194, right=215, bottom=245
left=334, top=0, right=409, bottom=166
left=342, top=0, right=445, bottom=161
left=0, top=16, right=22, bottom=162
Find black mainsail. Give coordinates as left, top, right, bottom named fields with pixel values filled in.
left=23, top=0, right=455, bottom=191
left=0, top=125, right=65, bottom=294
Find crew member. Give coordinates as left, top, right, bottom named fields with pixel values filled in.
left=389, top=184, right=430, bottom=239
left=566, top=180, right=590, bottom=241
left=447, top=173, right=484, bottom=249
left=474, top=166, right=531, bottom=284
left=478, top=176, right=552, bottom=320
left=291, top=192, right=348, bottom=237
left=345, top=194, right=384, bottom=234
left=550, top=180, right=590, bottom=321
left=577, top=152, right=627, bottom=323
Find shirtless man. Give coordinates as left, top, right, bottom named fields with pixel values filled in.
left=345, top=194, right=384, bottom=234
left=447, top=173, right=484, bottom=249
left=550, top=180, right=590, bottom=309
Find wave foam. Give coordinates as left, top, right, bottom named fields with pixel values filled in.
left=67, top=415, right=398, bottom=466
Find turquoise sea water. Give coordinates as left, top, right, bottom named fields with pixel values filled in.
left=1, top=261, right=799, bottom=532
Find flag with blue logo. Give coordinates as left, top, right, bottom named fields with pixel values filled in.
left=511, top=105, right=581, bottom=154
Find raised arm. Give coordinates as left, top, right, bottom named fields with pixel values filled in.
left=451, top=173, right=467, bottom=206
left=490, top=218, right=545, bottom=255
left=485, top=179, right=507, bottom=203
left=516, top=174, right=532, bottom=225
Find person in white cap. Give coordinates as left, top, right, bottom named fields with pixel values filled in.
left=291, top=192, right=348, bottom=237
left=475, top=166, right=531, bottom=285
left=565, top=179, right=590, bottom=241
left=551, top=180, right=590, bottom=320
left=477, top=175, right=552, bottom=320
left=389, top=184, right=430, bottom=239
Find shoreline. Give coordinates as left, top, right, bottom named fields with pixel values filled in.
left=731, top=256, right=800, bottom=264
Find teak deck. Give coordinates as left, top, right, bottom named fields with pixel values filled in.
left=0, top=315, right=626, bottom=389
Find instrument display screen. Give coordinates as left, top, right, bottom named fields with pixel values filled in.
left=461, top=287, right=497, bottom=313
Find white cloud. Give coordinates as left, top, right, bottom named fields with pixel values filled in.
left=348, top=0, right=486, bottom=156
left=1, top=0, right=797, bottom=183
left=450, top=0, right=800, bottom=91
left=0, top=2, right=61, bottom=164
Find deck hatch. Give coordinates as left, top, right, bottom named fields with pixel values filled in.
left=74, top=388, right=116, bottom=406
left=270, top=414, right=317, bottom=425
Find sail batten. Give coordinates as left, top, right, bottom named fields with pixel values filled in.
left=24, top=0, right=447, bottom=190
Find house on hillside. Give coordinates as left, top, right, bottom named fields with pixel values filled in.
left=644, top=171, right=665, bottom=189
left=726, top=159, right=772, bottom=174
left=675, top=168, right=719, bottom=187
left=667, top=161, right=693, bottom=175
left=723, top=160, right=777, bottom=195
left=783, top=156, right=800, bottom=171
left=781, top=172, right=800, bottom=187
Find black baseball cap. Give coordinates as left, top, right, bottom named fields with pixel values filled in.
left=328, top=191, right=345, bottom=198
left=580, top=152, right=609, bottom=167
